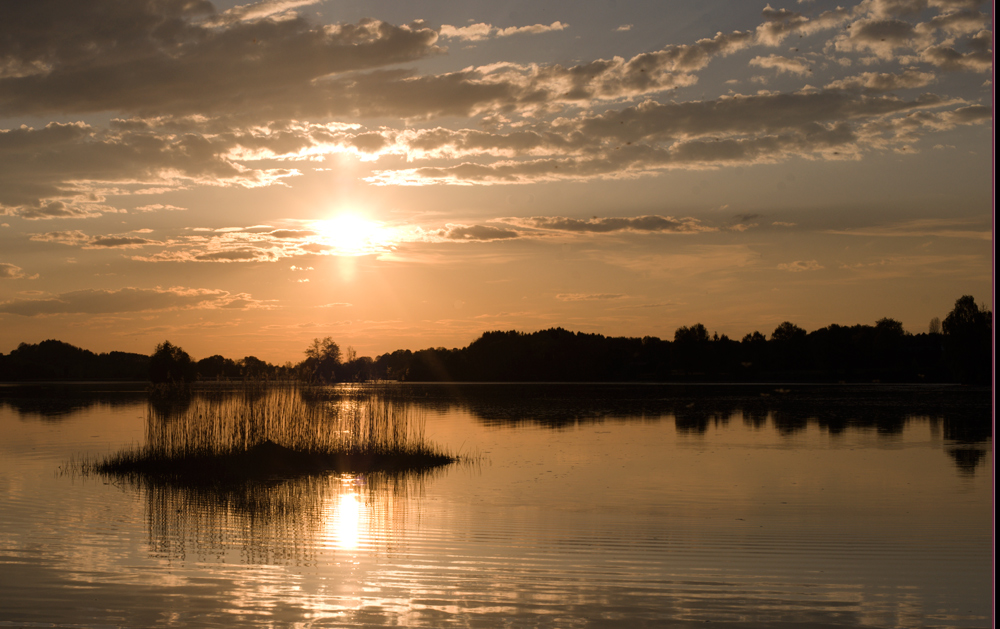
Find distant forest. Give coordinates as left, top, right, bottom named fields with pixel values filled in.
left=0, top=295, right=991, bottom=385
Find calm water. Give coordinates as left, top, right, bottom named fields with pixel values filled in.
left=0, top=383, right=992, bottom=628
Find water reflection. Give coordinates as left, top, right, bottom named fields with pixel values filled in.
left=389, top=384, right=992, bottom=474
left=4, top=382, right=990, bottom=475
left=0, top=382, right=146, bottom=420
left=0, top=382, right=991, bottom=627
left=142, top=471, right=429, bottom=565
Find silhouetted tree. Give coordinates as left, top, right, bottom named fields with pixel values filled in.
left=770, top=322, right=808, bottom=373
left=301, top=337, right=341, bottom=382
left=674, top=324, right=710, bottom=344
left=148, top=341, right=195, bottom=383
left=374, top=349, right=413, bottom=380
left=196, top=354, right=240, bottom=380
left=305, top=337, right=341, bottom=363
left=942, top=295, right=991, bottom=384
left=871, top=317, right=909, bottom=376
left=928, top=317, right=942, bottom=335
left=672, top=324, right=710, bottom=375
left=771, top=321, right=807, bottom=342
left=240, top=356, right=271, bottom=380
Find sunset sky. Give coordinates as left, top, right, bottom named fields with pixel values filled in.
left=0, top=0, right=993, bottom=364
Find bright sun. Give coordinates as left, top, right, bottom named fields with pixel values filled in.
left=313, top=214, right=391, bottom=256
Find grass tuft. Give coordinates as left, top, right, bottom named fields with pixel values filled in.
left=88, top=385, right=455, bottom=485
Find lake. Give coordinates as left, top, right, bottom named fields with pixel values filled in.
left=0, top=383, right=992, bottom=628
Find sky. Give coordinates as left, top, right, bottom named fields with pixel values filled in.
left=0, top=0, right=993, bottom=364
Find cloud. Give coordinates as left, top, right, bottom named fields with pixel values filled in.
left=133, top=204, right=187, bottom=212
left=194, top=249, right=284, bottom=262
left=88, top=236, right=159, bottom=248
left=755, top=5, right=852, bottom=45
left=777, top=260, right=824, bottom=271
left=0, top=3, right=441, bottom=118
left=0, top=262, right=27, bottom=279
left=206, top=0, right=322, bottom=26
left=921, top=34, right=993, bottom=71
left=124, top=221, right=399, bottom=262
left=429, top=224, right=521, bottom=241
left=0, top=122, right=299, bottom=219
left=826, top=69, right=937, bottom=90
left=749, top=54, right=812, bottom=75
left=860, top=0, right=930, bottom=18
left=440, top=21, right=568, bottom=41
left=833, top=18, right=930, bottom=58
left=826, top=217, right=992, bottom=239
left=0, top=286, right=268, bottom=316
left=29, top=230, right=92, bottom=246
left=269, top=229, right=319, bottom=239
left=0, top=5, right=760, bottom=124
left=555, top=293, right=628, bottom=301
left=1, top=0, right=992, bottom=221
left=924, top=8, right=990, bottom=35
left=30, top=230, right=159, bottom=248
left=366, top=89, right=980, bottom=185
left=615, top=25, right=634, bottom=32
left=505, top=215, right=713, bottom=234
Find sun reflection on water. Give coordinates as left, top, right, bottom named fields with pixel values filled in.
left=329, top=490, right=364, bottom=551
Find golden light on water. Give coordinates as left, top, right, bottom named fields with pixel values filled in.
left=328, top=491, right=364, bottom=551
left=312, top=214, right=395, bottom=257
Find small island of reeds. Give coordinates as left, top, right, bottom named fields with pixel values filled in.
left=89, top=385, right=456, bottom=485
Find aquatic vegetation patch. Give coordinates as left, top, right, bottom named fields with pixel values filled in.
left=89, top=385, right=455, bottom=484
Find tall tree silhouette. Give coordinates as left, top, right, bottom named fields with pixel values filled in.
left=148, top=341, right=195, bottom=383
left=302, top=337, right=341, bottom=382
left=942, top=295, right=992, bottom=384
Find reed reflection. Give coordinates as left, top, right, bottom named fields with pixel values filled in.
left=141, top=470, right=432, bottom=565
left=108, top=385, right=447, bottom=565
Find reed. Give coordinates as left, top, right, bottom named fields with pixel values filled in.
left=92, top=385, right=454, bottom=483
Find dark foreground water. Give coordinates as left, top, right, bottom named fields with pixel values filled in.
left=0, top=383, right=992, bottom=628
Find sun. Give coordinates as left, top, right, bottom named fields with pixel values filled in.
left=312, top=213, right=392, bottom=256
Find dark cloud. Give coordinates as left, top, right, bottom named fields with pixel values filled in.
left=269, top=229, right=318, bottom=239
left=367, top=89, right=982, bottom=185
left=0, top=286, right=265, bottom=316
left=193, top=249, right=282, bottom=262
left=0, top=1, right=441, bottom=118
left=510, top=216, right=711, bottom=234
left=432, top=224, right=520, bottom=241
left=835, top=18, right=924, bottom=57
left=921, top=38, right=993, bottom=71
left=88, top=236, right=156, bottom=248
left=0, top=122, right=298, bottom=218
left=0, top=0, right=991, bottom=211
left=0, top=2, right=759, bottom=123
left=30, top=230, right=157, bottom=248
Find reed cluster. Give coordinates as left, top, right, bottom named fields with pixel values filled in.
left=94, top=385, right=454, bottom=483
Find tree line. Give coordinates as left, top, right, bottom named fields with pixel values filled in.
left=0, top=295, right=991, bottom=384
